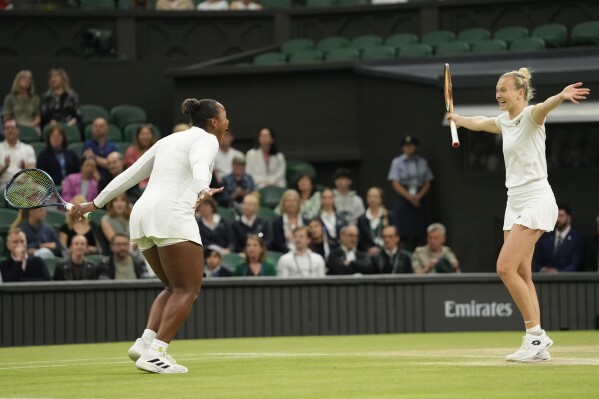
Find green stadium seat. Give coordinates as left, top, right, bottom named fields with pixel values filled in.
left=361, top=45, right=396, bottom=60
left=509, top=37, right=546, bottom=51
left=350, top=35, right=383, bottom=51
left=324, top=48, right=360, bottom=62
left=109, top=105, right=147, bottom=130
left=84, top=123, right=123, bottom=142
left=531, top=23, right=567, bottom=48
left=421, top=30, right=456, bottom=48
left=259, top=0, right=291, bottom=7
left=396, top=43, right=433, bottom=58
left=87, top=254, right=109, bottom=266
left=258, top=206, right=277, bottom=224
left=456, top=28, right=491, bottom=44
left=286, top=160, right=316, bottom=187
left=217, top=207, right=236, bottom=223
left=45, top=209, right=67, bottom=230
left=67, top=142, right=85, bottom=159
left=288, top=50, right=324, bottom=64
left=89, top=208, right=107, bottom=224
left=43, top=257, right=62, bottom=278
left=81, top=0, right=116, bottom=10
left=470, top=39, right=508, bottom=54
left=434, top=41, right=470, bottom=56
left=43, top=124, right=82, bottom=144
left=570, top=21, right=599, bottom=46
left=114, top=141, right=130, bottom=154
left=385, top=33, right=419, bottom=47
left=123, top=123, right=162, bottom=143
left=258, top=186, right=286, bottom=209
left=18, top=126, right=41, bottom=143
left=252, top=52, right=287, bottom=66
left=306, top=0, right=335, bottom=7
left=0, top=208, right=19, bottom=234
left=80, top=104, right=110, bottom=127
left=30, top=142, right=46, bottom=157
left=281, top=38, right=316, bottom=55
left=316, top=36, right=350, bottom=52
left=336, top=0, right=364, bottom=5
left=266, top=250, right=284, bottom=266
left=493, top=25, right=529, bottom=45
left=222, top=252, right=243, bottom=272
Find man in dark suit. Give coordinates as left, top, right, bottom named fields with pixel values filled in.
left=371, top=225, right=413, bottom=274
left=327, top=225, right=373, bottom=275
left=534, top=205, right=585, bottom=273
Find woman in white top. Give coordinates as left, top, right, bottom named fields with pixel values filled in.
left=245, top=127, right=286, bottom=189
left=72, top=98, right=228, bottom=373
left=448, top=68, right=589, bottom=363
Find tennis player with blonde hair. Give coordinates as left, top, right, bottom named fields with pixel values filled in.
left=71, top=98, right=228, bottom=373
left=448, top=68, right=589, bottom=362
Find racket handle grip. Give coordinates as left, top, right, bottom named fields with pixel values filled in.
left=64, top=203, right=92, bottom=219
left=450, top=120, right=460, bottom=148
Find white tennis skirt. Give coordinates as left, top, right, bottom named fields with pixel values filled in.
left=503, top=178, right=558, bottom=232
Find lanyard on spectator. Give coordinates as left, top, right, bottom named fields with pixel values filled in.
left=293, top=253, right=312, bottom=276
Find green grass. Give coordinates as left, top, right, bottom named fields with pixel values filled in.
left=1, top=331, right=598, bottom=398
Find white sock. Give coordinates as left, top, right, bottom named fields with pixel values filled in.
left=141, top=329, right=156, bottom=346
left=149, top=339, right=169, bottom=354
left=526, top=325, right=542, bottom=336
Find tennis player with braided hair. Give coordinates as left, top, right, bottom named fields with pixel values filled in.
left=71, top=98, right=228, bottom=373
left=448, top=68, right=589, bottom=362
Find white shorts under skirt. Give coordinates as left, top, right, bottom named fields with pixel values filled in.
left=503, top=178, right=558, bottom=232
left=133, top=236, right=188, bottom=252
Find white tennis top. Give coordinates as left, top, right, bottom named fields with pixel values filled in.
left=94, top=127, right=219, bottom=244
left=496, top=105, right=548, bottom=189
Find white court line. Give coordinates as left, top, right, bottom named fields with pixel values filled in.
left=1, top=352, right=598, bottom=370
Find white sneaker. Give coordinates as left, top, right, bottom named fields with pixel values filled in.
left=532, top=348, right=551, bottom=362
left=128, top=338, right=147, bottom=362
left=505, top=331, right=553, bottom=362
left=135, top=350, right=188, bottom=374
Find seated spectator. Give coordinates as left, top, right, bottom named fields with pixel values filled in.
left=98, top=151, right=142, bottom=202
left=318, top=187, right=347, bottom=249
left=332, top=168, right=365, bottom=225
left=412, top=223, right=460, bottom=274
left=214, top=129, right=243, bottom=183
left=101, top=194, right=132, bottom=243
left=61, top=156, right=99, bottom=203
left=106, top=233, right=147, bottom=279
left=534, top=205, right=585, bottom=273
left=295, top=174, right=320, bottom=220
left=40, top=68, right=81, bottom=127
left=196, top=197, right=234, bottom=254
left=371, top=225, right=412, bottom=274
left=196, top=0, right=228, bottom=10
left=204, top=247, right=233, bottom=277
left=36, top=125, right=80, bottom=186
left=53, top=235, right=109, bottom=280
left=0, top=228, right=50, bottom=282
left=230, top=0, right=263, bottom=9
left=220, top=154, right=255, bottom=209
left=172, top=123, right=190, bottom=133
left=0, top=117, right=36, bottom=191
left=234, top=235, right=276, bottom=276
left=3, top=70, right=41, bottom=132
left=156, top=0, right=194, bottom=9
left=245, top=128, right=286, bottom=189
left=587, top=215, right=599, bottom=272
left=357, top=187, right=396, bottom=255
left=327, top=225, right=373, bottom=275
left=124, top=124, right=156, bottom=189
left=0, top=0, right=14, bottom=10
left=272, top=189, right=307, bottom=253
left=277, top=226, right=325, bottom=277
left=308, top=217, right=336, bottom=260
left=122, top=0, right=150, bottom=10
left=231, top=193, right=273, bottom=252
left=82, top=117, right=118, bottom=179
left=59, top=195, right=103, bottom=254
left=14, top=208, right=63, bottom=259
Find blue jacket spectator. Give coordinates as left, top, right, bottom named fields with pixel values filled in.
left=219, top=154, right=255, bottom=208
left=82, top=117, right=118, bottom=179
left=19, top=208, right=64, bottom=258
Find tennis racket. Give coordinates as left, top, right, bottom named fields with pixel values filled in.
left=4, top=168, right=92, bottom=219
left=444, top=63, right=460, bottom=148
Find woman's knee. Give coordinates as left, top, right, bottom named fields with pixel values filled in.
left=496, top=257, right=517, bottom=279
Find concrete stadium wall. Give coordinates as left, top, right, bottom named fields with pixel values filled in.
left=1, top=274, right=598, bottom=346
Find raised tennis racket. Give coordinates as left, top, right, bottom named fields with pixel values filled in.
left=444, top=63, right=460, bottom=148
left=4, top=168, right=91, bottom=219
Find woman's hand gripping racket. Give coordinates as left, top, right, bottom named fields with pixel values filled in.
left=444, top=63, right=460, bottom=148
left=4, top=168, right=92, bottom=219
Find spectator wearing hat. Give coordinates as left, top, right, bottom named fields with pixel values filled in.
left=219, top=153, right=255, bottom=209
left=387, top=135, right=434, bottom=251
left=203, top=247, right=233, bottom=277
left=332, top=168, right=365, bottom=225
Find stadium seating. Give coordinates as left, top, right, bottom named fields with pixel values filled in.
left=80, top=0, right=115, bottom=10
left=361, top=45, right=396, bottom=60
left=509, top=37, right=546, bottom=51
left=0, top=208, right=18, bottom=234
left=18, top=126, right=40, bottom=143
left=259, top=0, right=291, bottom=8
left=45, top=209, right=67, bottom=230
left=493, top=25, right=529, bottom=45
left=470, top=39, right=508, bottom=53
left=288, top=50, right=324, bottom=64
left=281, top=38, right=316, bottom=55
left=43, top=124, right=82, bottom=144
left=316, top=36, right=351, bottom=52
left=258, top=185, right=286, bottom=208
left=43, top=256, right=61, bottom=278
left=84, top=123, right=123, bottom=141
left=306, top=0, right=336, bottom=7
left=253, top=51, right=287, bottom=66
left=397, top=43, right=433, bottom=58
left=385, top=33, right=419, bottom=47
left=87, top=254, right=109, bottom=266
left=89, top=208, right=106, bottom=224
left=266, top=250, right=284, bottom=266
left=324, top=48, right=360, bottom=62
left=30, top=142, right=46, bottom=157
left=222, top=252, right=243, bottom=271
left=80, top=104, right=110, bottom=127
left=350, top=35, right=383, bottom=51
left=570, top=20, right=599, bottom=46
left=421, top=30, right=456, bottom=48
left=434, top=41, right=470, bottom=56
left=217, top=207, right=236, bottom=223
left=531, top=23, right=568, bottom=48
left=123, top=123, right=162, bottom=143
left=114, top=141, right=130, bottom=154
left=258, top=206, right=277, bottom=224
left=286, top=160, right=316, bottom=186
left=109, top=105, right=147, bottom=130
left=67, top=142, right=85, bottom=159
left=456, top=28, right=491, bottom=44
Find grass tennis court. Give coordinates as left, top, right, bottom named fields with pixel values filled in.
left=1, top=331, right=598, bottom=398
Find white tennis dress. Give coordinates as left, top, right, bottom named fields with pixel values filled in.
left=496, top=105, right=558, bottom=232
left=93, top=127, right=219, bottom=247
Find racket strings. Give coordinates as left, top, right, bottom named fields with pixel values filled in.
left=5, top=170, right=55, bottom=208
